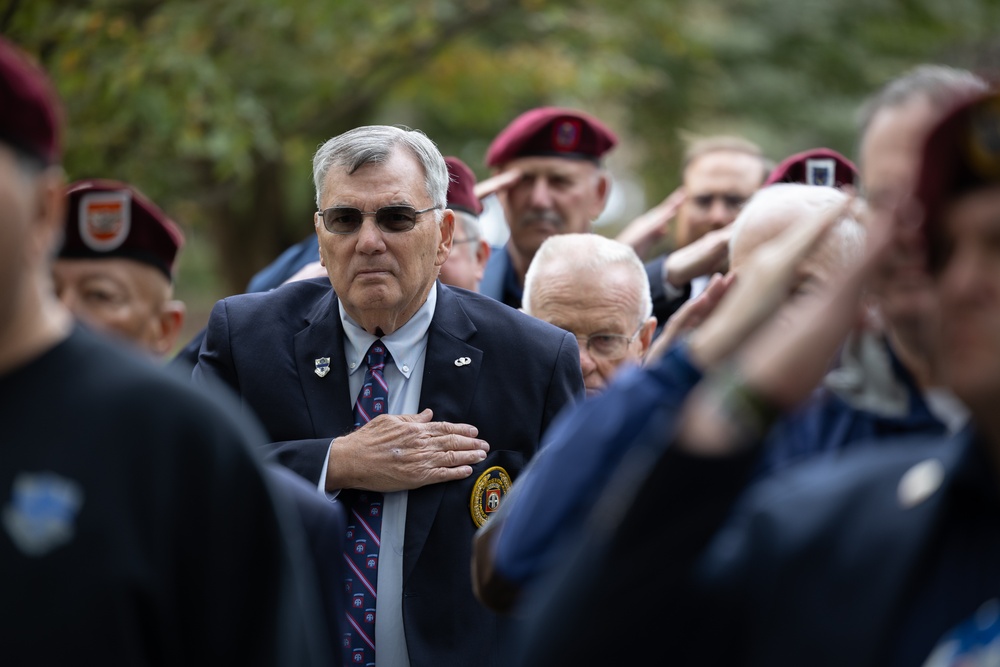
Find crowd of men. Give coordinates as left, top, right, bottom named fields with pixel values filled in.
left=3, top=31, right=1000, bottom=667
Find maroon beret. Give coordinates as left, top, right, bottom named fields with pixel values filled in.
left=60, top=179, right=185, bottom=281
left=764, top=147, right=857, bottom=189
left=444, top=156, right=482, bottom=216
left=486, top=107, right=618, bottom=167
left=915, top=90, right=1000, bottom=271
left=0, top=37, right=61, bottom=165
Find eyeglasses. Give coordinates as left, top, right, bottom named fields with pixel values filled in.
left=690, top=193, right=747, bottom=211
left=451, top=237, right=480, bottom=245
left=574, top=326, right=643, bottom=361
left=318, top=205, right=441, bottom=235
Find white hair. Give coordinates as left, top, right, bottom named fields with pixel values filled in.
left=523, top=233, right=653, bottom=323
left=729, top=183, right=865, bottom=270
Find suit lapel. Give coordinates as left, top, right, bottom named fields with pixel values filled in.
left=404, top=284, right=482, bottom=583
left=293, top=290, right=356, bottom=439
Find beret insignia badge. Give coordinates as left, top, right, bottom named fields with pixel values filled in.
left=552, top=119, right=582, bottom=152
left=79, top=190, right=131, bottom=252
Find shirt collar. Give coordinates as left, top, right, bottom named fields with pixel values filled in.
left=339, top=284, right=437, bottom=380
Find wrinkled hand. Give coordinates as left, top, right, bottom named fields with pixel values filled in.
left=616, top=187, right=686, bottom=259
left=663, top=225, right=732, bottom=288
left=326, top=409, right=489, bottom=493
left=643, top=272, right=735, bottom=366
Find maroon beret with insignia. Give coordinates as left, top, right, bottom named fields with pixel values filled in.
left=445, top=156, right=483, bottom=216
left=486, top=107, right=618, bottom=168
left=916, top=90, right=1000, bottom=271
left=60, top=179, right=185, bottom=281
left=764, top=147, right=857, bottom=189
left=0, top=37, right=62, bottom=165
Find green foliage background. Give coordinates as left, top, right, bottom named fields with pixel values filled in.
left=4, top=0, right=999, bottom=339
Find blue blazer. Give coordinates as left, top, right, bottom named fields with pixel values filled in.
left=193, top=278, right=584, bottom=667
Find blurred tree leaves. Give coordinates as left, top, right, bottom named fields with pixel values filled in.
left=4, top=0, right=998, bottom=303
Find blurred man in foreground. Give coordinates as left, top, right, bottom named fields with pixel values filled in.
left=0, top=36, right=331, bottom=665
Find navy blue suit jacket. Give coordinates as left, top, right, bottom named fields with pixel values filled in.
left=193, top=278, right=584, bottom=667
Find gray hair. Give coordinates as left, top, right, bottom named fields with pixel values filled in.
left=729, top=183, right=866, bottom=271
left=857, top=65, right=989, bottom=138
left=523, top=233, right=653, bottom=323
left=312, top=125, right=449, bottom=209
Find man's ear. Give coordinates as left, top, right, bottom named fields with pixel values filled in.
left=588, top=171, right=611, bottom=220
left=152, top=300, right=186, bottom=358
left=637, top=316, right=658, bottom=356
left=436, top=209, right=456, bottom=266
left=474, top=240, right=492, bottom=282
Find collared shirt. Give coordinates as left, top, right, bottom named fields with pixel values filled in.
left=321, top=285, right=437, bottom=667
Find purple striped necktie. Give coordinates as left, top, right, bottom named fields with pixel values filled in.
left=343, top=340, right=389, bottom=666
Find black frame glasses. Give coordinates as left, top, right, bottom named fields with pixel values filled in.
left=318, top=205, right=441, bottom=235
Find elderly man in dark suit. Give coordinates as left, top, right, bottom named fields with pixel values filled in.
left=193, top=124, right=583, bottom=667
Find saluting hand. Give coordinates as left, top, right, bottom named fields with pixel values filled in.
left=325, top=408, right=490, bottom=493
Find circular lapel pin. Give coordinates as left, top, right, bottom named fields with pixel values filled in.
left=470, top=466, right=511, bottom=528
left=454, top=357, right=471, bottom=367
left=897, top=458, right=944, bottom=509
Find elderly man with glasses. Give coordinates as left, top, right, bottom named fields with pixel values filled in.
left=192, top=124, right=583, bottom=667
left=521, top=233, right=657, bottom=397
left=471, top=233, right=655, bottom=612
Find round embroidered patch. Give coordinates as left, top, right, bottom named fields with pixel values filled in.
left=470, top=466, right=512, bottom=528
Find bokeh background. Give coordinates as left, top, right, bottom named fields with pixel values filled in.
left=6, top=0, right=999, bottom=343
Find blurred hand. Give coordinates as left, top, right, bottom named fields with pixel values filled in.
left=326, top=408, right=490, bottom=493
left=686, top=196, right=851, bottom=369
left=616, top=187, right=686, bottom=260
left=643, top=272, right=734, bottom=366
left=663, top=224, right=732, bottom=288
left=474, top=169, right=522, bottom=200
left=736, top=196, right=893, bottom=408
left=678, top=196, right=894, bottom=457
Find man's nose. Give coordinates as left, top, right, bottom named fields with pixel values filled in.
left=530, top=178, right=554, bottom=209
left=708, top=198, right=734, bottom=226
left=356, top=216, right=386, bottom=253
left=578, top=344, right=598, bottom=375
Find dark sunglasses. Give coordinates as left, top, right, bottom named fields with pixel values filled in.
left=318, top=205, right=441, bottom=235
